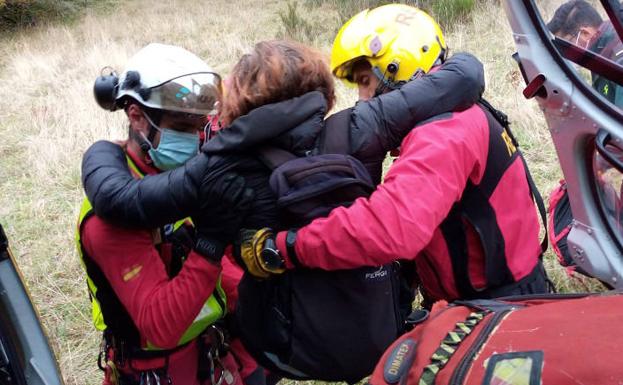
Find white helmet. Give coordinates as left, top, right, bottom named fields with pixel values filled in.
left=94, top=43, right=221, bottom=116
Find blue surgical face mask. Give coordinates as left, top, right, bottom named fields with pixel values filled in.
left=142, top=113, right=200, bottom=171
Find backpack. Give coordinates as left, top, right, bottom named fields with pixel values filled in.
left=547, top=180, right=578, bottom=273
left=234, top=109, right=413, bottom=383
left=368, top=291, right=623, bottom=385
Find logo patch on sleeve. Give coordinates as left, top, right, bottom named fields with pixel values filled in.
left=383, top=338, right=417, bottom=384
left=122, top=264, right=143, bottom=282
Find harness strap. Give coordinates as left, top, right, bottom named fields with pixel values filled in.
left=479, top=98, right=548, bottom=254
left=256, top=108, right=353, bottom=170
left=521, top=155, right=548, bottom=253
left=101, top=328, right=184, bottom=361
left=462, top=184, right=515, bottom=290
left=474, top=260, right=548, bottom=299
left=256, top=146, right=297, bottom=171
left=441, top=100, right=520, bottom=298
left=440, top=206, right=472, bottom=298
left=321, top=108, right=353, bottom=155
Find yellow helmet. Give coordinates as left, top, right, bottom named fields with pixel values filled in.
left=330, top=4, right=447, bottom=89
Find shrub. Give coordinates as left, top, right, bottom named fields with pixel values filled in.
left=304, top=0, right=477, bottom=30
left=278, top=1, right=315, bottom=43
left=419, top=0, right=476, bottom=27
left=0, top=0, right=113, bottom=32
left=328, top=0, right=389, bottom=23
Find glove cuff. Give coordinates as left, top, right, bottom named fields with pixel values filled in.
left=276, top=230, right=300, bottom=269
left=194, top=237, right=226, bottom=265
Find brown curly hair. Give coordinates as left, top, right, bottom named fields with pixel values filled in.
left=220, top=40, right=335, bottom=126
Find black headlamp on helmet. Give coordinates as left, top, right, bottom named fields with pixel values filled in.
left=93, top=67, right=120, bottom=111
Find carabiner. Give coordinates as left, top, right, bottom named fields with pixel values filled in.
left=208, top=350, right=225, bottom=385
left=153, top=371, right=162, bottom=385
left=139, top=371, right=153, bottom=385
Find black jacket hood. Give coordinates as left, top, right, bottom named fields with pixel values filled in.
left=203, top=91, right=327, bottom=157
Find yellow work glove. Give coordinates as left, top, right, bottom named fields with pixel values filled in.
left=236, top=228, right=286, bottom=278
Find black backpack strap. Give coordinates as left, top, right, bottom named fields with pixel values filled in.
left=479, top=98, right=548, bottom=254
left=256, top=146, right=298, bottom=171
left=521, top=156, right=548, bottom=253
left=440, top=204, right=477, bottom=298
left=256, top=108, right=353, bottom=169
left=321, top=108, right=353, bottom=154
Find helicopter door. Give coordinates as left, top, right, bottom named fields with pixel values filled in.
left=503, top=0, right=623, bottom=288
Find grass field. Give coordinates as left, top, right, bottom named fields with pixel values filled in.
left=0, top=0, right=607, bottom=384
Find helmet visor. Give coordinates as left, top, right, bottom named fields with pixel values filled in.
left=150, top=72, right=222, bottom=116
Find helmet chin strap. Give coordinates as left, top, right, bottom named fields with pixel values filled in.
left=372, top=67, right=400, bottom=97
left=371, top=66, right=417, bottom=97
left=373, top=81, right=390, bottom=97
left=130, top=112, right=161, bottom=153
left=371, top=49, right=446, bottom=97
left=130, top=129, right=153, bottom=153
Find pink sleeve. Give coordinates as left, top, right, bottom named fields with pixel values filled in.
left=81, top=217, right=222, bottom=349
left=292, top=108, right=489, bottom=270
left=221, top=248, right=244, bottom=313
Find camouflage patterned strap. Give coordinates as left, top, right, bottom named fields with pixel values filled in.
left=418, top=311, right=488, bottom=385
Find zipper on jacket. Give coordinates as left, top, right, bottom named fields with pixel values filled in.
left=448, top=309, right=511, bottom=385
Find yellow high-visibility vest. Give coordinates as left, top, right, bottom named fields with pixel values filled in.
left=75, top=155, right=226, bottom=350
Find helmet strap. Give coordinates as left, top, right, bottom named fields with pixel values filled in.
left=372, top=66, right=401, bottom=95
left=129, top=129, right=152, bottom=153
left=143, top=112, right=162, bottom=145
left=147, top=123, right=159, bottom=144
left=408, top=69, right=426, bottom=82
left=130, top=112, right=161, bottom=153
left=373, top=81, right=389, bottom=97
left=372, top=45, right=447, bottom=96
left=437, top=36, right=448, bottom=63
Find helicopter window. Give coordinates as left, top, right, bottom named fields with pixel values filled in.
left=535, top=0, right=623, bottom=111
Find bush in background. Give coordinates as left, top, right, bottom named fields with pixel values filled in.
left=280, top=0, right=477, bottom=44
left=0, top=0, right=113, bottom=32
left=304, top=0, right=476, bottom=29
left=278, top=1, right=315, bottom=43
left=420, top=0, right=476, bottom=27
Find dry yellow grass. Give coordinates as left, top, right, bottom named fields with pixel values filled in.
left=0, top=1, right=606, bottom=384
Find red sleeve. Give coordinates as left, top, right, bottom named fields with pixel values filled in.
left=221, top=248, right=243, bottom=313
left=290, top=107, right=489, bottom=270
left=81, top=216, right=222, bottom=349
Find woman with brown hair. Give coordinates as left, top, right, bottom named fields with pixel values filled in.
left=220, top=41, right=336, bottom=126
left=81, top=39, right=485, bottom=381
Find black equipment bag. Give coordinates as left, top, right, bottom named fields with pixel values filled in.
left=234, top=109, right=411, bottom=383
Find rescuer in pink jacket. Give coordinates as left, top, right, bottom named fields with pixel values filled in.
left=238, top=4, right=551, bottom=304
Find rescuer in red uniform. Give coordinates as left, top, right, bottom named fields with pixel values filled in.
left=78, top=43, right=260, bottom=385
left=238, top=4, right=551, bottom=304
